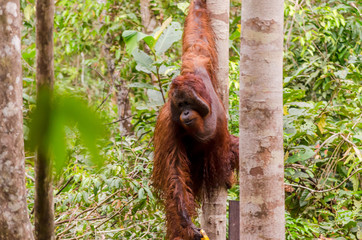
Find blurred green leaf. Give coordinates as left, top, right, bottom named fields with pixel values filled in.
left=59, top=97, right=105, bottom=168
left=29, top=92, right=105, bottom=174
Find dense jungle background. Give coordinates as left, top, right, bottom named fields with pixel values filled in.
left=20, top=0, right=361, bottom=239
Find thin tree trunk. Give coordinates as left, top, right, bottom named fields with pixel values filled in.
left=115, top=81, right=132, bottom=135
left=0, top=1, right=35, bottom=239
left=200, top=1, right=229, bottom=239
left=103, top=40, right=133, bottom=135
left=239, top=0, right=284, bottom=239
left=207, top=0, right=230, bottom=110
left=201, top=189, right=228, bottom=240
left=99, top=2, right=133, bottom=136
left=100, top=7, right=133, bottom=135
left=35, top=0, right=55, bottom=239
left=140, top=0, right=156, bottom=34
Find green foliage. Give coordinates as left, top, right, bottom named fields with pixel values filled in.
left=286, top=211, right=318, bottom=239
left=122, top=16, right=183, bottom=109
left=52, top=133, right=164, bottom=239
left=29, top=91, right=105, bottom=174
left=282, top=0, right=362, bottom=238
left=228, top=60, right=240, bottom=134
left=20, top=0, right=361, bottom=239
left=21, top=0, right=174, bottom=238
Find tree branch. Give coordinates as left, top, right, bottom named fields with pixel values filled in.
left=285, top=167, right=362, bottom=193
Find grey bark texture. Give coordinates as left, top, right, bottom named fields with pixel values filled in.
left=239, top=0, right=285, bottom=239
left=0, top=1, right=35, bottom=239
left=200, top=1, right=229, bottom=240
left=35, top=0, right=55, bottom=239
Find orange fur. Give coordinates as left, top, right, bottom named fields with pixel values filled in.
left=152, top=1, right=239, bottom=239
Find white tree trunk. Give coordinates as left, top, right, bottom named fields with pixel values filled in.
left=201, top=1, right=229, bottom=240
left=0, top=1, right=34, bottom=239
left=207, top=0, right=230, bottom=110
left=239, top=0, right=285, bottom=239
left=201, top=188, right=228, bottom=240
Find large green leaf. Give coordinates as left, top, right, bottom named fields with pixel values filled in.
left=122, top=30, right=151, bottom=54
left=147, top=89, right=164, bottom=107
left=132, top=49, right=156, bottom=74
left=155, top=22, right=182, bottom=55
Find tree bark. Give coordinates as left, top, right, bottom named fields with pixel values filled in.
left=140, top=0, right=156, bottom=34
left=200, top=1, right=229, bottom=240
left=239, top=0, right=284, bottom=239
left=35, top=0, right=55, bottom=239
left=207, top=0, right=230, bottom=110
left=115, top=80, right=132, bottom=135
left=0, top=1, right=35, bottom=239
left=102, top=38, right=133, bottom=135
